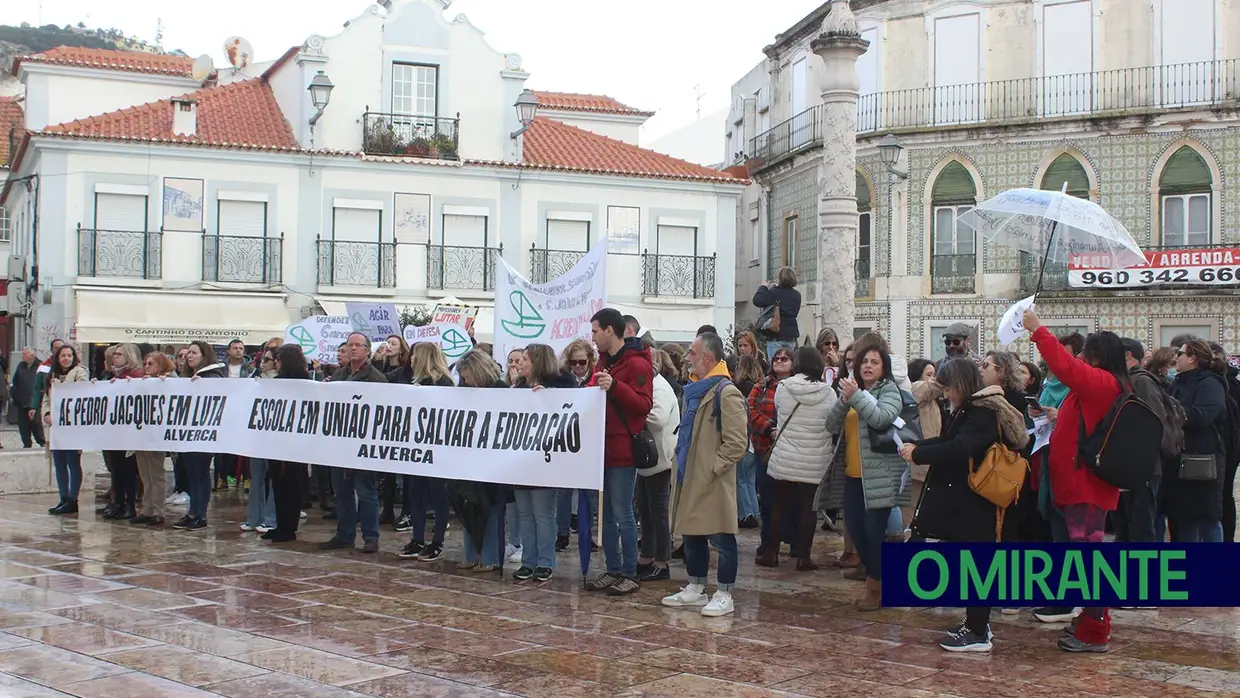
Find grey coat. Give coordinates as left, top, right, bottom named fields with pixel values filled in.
left=824, top=378, right=910, bottom=510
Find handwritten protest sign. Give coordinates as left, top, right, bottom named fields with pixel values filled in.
left=403, top=323, right=474, bottom=361
left=49, top=377, right=605, bottom=489
left=431, top=304, right=478, bottom=330
left=346, top=302, right=400, bottom=343
left=285, top=316, right=353, bottom=365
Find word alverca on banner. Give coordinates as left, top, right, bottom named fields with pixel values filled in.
left=51, top=379, right=606, bottom=490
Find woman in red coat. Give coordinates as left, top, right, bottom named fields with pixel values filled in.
left=1023, top=309, right=1123, bottom=654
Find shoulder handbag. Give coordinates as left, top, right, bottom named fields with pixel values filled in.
left=756, top=302, right=781, bottom=337
left=762, top=402, right=801, bottom=465
left=968, top=414, right=1030, bottom=541
left=609, top=394, right=658, bottom=471
left=869, top=389, right=923, bottom=454
left=1178, top=453, right=1218, bottom=481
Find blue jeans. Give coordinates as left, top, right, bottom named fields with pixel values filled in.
left=463, top=506, right=503, bottom=567
left=408, top=476, right=449, bottom=545
left=245, top=459, right=276, bottom=529
left=736, top=452, right=759, bottom=519
left=1172, top=518, right=1224, bottom=542
left=514, top=488, right=557, bottom=570
left=843, top=477, right=893, bottom=581
left=684, top=533, right=738, bottom=590
left=506, top=506, right=521, bottom=546
left=331, top=468, right=379, bottom=544
left=602, top=466, right=638, bottom=577
left=557, top=489, right=598, bottom=535
left=766, top=340, right=797, bottom=362
left=51, top=450, right=82, bottom=503
left=184, top=452, right=213, bottom=520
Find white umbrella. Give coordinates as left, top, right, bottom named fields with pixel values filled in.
left=957, top=186, right=1147, bottom=293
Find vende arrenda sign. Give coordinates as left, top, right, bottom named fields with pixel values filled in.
left=1069, top=247, right=1240, bottom=288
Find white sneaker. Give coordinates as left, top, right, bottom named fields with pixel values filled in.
left=701, top=590, right=735, bottom=617
left=661, top=584, right=708, bottom=608
left=256, top=525, right=273, bottom=534
left=170, top=493, right=190, bottom=506
left=239, top=523, right=255, bottom=532
left=299, top=511, right=308, bottom=520
left=506, top=545, right=523, bottom=564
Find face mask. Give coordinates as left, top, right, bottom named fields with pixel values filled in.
left=1166, top=368, right=1178, bottom=380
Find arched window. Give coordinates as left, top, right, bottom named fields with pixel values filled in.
left=930, top=161, right=977, bottom=293
left=856, top=171, right=873, bottom=297
left=1040, top=154, right=1090, bottom=199
left=1159, top=146, right=1212, bottom=247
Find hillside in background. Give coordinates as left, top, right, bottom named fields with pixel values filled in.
left=0, top=22, right=185, bottom=94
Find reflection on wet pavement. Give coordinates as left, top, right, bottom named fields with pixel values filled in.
left=0, top=491, right=1236, bottom=697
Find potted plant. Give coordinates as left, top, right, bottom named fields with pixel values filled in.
left=406, top=137, right=431, bottom=157
left=430, top=132, right=458, bottom=160
left=366, top=122, right=398, bottom=154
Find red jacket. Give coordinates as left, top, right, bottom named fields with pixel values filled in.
left=1031, top=326, right=1121, bottom=511
left=747, top=377, right=779, bottom=455
left=589, top=339, right=654, bottom=468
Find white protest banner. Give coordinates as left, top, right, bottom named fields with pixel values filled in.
left=492, top=238, right=607, bottom=365
left=285, top=316, right=353, bottom=365
left=49, top=378, right=605, bottom=490
left=431, top=303, right=479, bottom=330
left=346, top=302, right=400, bottom=342
left=402, top=323, right=473, bottom=361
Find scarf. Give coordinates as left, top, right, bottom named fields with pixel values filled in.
left=1039, top=374, right=1070, bottom=409
left=675, top=361, right=730, bottom=484
left=969, top=385, right=1031, bottom=450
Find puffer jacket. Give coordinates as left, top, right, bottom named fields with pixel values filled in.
left=641, top=374, right=681, bottom=477
left=824, top=378, right=910, bottom=510
left=767, top=374, right=838, bottom=484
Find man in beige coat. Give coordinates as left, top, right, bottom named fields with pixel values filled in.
left=662, top=332, right=748, bottom=617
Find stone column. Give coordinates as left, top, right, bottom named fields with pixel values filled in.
left=812, top=0, right=869, bottom=343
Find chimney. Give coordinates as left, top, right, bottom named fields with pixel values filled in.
left=172, top=98, right=197, bottom=137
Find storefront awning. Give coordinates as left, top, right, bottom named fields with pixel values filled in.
left=75, top=288, right=292, bottom=346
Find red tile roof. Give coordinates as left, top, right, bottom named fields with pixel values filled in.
left=532, top=91, right=654, bottom=117
left=12, top=46, right=197, bottom=78
left=506, top=117, right=741, bottom=183
left=0, top=97, right=24, bottom=168
left=41, top=79, right=300, bottom=151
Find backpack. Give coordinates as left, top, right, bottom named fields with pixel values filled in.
left=1132, top=369, right=1186, bottom=461
left=968, top=413, right=1030, bottom=542
left=1077, top=379, right=1163, bottom=491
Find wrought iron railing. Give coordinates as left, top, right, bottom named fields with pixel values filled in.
left=857, top=59, right=1240, bottom=134
left=931, top=254, right=976, bottom=294
left=750, top=104, right=825, bottom=165
left=362, top=110, right=460, bottom=160
left=530, top=245, right=586, bottom=284
left=203, top=234, right=282, bottom=284
left=77, top=226, right=161, bottom=279
left=1019, top=253, right=1072, bottom=293
left=427, top=243, right=502, bottom=291
left=641, top=251, right=716, bottom=299
left=855, top=258, right=872, bottom=298
left=317, top=238, right=396, bottom=288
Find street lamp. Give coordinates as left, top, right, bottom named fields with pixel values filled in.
left=877, top=133, right=908, bottom=179
left=308, top=71, right=335, bottom=126
left=510, top=89, right=538, bottom=138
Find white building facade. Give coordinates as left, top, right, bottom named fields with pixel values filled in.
left=732, top=0, right=1240, bottom=360
left=2, top=0, right=743, bottom=359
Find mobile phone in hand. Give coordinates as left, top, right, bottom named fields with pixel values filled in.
left=1025, top=395, right=1041, bottom=410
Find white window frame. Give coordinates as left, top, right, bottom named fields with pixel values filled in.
left=0, top=207, right=9, bottom=242
left=392, top=63, right=439, bottom=117
left=1161, top=193, right=1211, bottom=247
left=932, top=205, right=975, bottom=259
left=784, top=216, right=798, bottom=269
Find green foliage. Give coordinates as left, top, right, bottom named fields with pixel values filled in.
left=398, top=305, right=432, bottom=328
left=0, top=22, right=182, bottom=55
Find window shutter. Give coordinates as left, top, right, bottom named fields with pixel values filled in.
left=931, top=162, right=976, bottom=205
left=218, top=201, right=266, bottom=237
left=442, top=214, right=487, bottom=247
left=1041, top=155, right=1091, bottom=198
left=656, top=225, right=697, bottom=256
left=332, top=208, right=381, bottom=242
left=546, top=220, right=589, bottom=251
left=856, top=171, right=871, bottom=210
left=95, top=193, right=147, bottom=231
left=1160, top=147, right=1213, bottom=195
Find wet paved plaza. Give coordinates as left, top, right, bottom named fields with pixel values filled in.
left=0, top=488, right=1237, bottom=697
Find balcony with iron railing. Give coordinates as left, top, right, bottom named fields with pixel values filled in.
left=427, top=243, right=502, bottom=292
left=530, top=245, right=586, bottom=284
left=642, top=251, right=716, bottom=299
left=77, top=225, right=161, bottom=279
left=931, top=254, right=976, bottom=294
left=1018, top=253, right=1072, bottom=293
left=362, top=110, right=460, bottom=161
left=317, top=238, right=396, bottom=288
left=203, top=234, right=283, bottom=284
left=751, top=59, right=1240, bottom=166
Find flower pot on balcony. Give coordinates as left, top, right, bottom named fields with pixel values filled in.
left=430, top=133, right=457, bottom=160
left=406, top=138, right=432, bottom=158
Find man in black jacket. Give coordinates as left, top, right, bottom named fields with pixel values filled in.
left=321, top=332, right=388, bottom=553
left=1118, top=338, right=1167, bottom=543
left=10, top=348, right=44, bottom=448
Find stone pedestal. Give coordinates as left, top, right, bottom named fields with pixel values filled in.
left=0, top=449, right=103, bottom=497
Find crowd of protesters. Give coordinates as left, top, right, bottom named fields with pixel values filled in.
left=18, top=277, right=1238, bottom=648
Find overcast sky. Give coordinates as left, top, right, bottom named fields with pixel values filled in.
left=2, top=0, right=820, bottom=139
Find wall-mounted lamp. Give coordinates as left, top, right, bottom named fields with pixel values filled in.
left=509, top=89, right=538, bottom=139
left=308, top=70, right=335, bottom=126
left=877, top=133, right=908, bottom=180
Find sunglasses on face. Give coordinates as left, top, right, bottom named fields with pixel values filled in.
left=822, top=341, right=838, bottom=349
left=944, top=338, right=964, bottom=346
left=773, top=356, right=791, bottom=363
left=568, top=359, right=589, bottom=367
left=1177, top=350, right=1188, bottom=356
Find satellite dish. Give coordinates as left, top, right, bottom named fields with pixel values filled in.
left=191, top=54, right=214, bottom=82
left=223, top=36, right=254, bottom=71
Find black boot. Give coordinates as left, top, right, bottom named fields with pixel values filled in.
left=48, top=499, right=67, bottom=515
